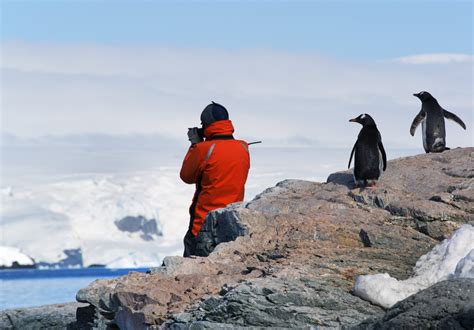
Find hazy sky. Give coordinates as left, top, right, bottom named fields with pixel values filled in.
left=1, top=1, right=473, bottom=149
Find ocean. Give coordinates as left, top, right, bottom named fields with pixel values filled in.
left=0, top=268, right=148, bottom=310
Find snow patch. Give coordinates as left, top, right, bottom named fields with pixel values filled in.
left=0, top=246, right=35, bottom=268
left=454, top=249, right=474, bottom=278
left=353, top=224, right=474, bottom=308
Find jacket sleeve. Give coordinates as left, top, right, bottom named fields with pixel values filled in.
left=180, top=144, right=204, bottom=184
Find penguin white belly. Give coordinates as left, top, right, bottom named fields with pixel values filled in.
left=353, top=148, right=357, bottom=183
left=378, top=149, right=384, bottom=175
left=422, top=119, right=428, bottom=151
left=433, top=137, right=444, bottom=148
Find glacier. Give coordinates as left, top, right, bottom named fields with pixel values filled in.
left=0, top=168, right=194, bottom=268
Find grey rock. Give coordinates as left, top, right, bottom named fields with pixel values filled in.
left=76, top=278, right=118, bottom=312
left=358, top=229, right=372, bottom=247
left=0, top=261, right=35, bottom=270
left=115, top=306, right=148, bottom=330
left=0, top=302, right=87, bottom=329
left=167, top=321, right=248, bottom=329
left=150, top=256, right=185, bottom=275
left=167, top=278, right=383, bottom=328
left=194, top=203, right=252, bottom=257
left=354, top=279, right=474, bottom=329
left=326, top=172, right=355, bottom=189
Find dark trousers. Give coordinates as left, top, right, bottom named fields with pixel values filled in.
left=183, top=229, right=197, bottom=257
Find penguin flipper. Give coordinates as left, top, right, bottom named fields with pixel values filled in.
left=410, top=110, right=426, bottom=136
left=443, top=109, right=467, bottom=130
left=348, top=142, right=356, bottom=169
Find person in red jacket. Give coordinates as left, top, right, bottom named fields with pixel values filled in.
left=180, top=102, right=250, bottom=257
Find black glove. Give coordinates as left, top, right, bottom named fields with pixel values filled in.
left=187, top=127, right=204, bottom=145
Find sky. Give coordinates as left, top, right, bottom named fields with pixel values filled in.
left=1, top=1, right=473, bottom=151
left=1, top=1, right=473, bottom=58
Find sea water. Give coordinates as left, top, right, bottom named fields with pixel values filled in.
left=0, top=268, right=148, bottom=310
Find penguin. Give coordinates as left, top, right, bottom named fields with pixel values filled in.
left=348, top=114, right=387, bottom=187
left=411, top=91, right=466, bottom=153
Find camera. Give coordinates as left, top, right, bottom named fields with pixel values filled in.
left=187, top=127, right=205, bottom=144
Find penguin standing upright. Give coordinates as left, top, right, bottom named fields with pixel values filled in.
left=411, top=91, right=466, bottom=153
left=348, top=114, right=387, bottom=187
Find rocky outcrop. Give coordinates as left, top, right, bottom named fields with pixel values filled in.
left=327, top=149, right=473, bottom=240
left=354, top=278, right=474, bottom=329
left=73, top=148, right=473, bottom=329
left=0, top=302, right=87, bottom=329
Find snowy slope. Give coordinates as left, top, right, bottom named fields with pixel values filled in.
left=1, top=168, right=194, bottom=268
left=354, top=224, right=474, bottom=308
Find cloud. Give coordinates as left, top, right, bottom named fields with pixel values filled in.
left=393, top=53, right=473, bottom=65
left=1, top=42, right=472, bottom=149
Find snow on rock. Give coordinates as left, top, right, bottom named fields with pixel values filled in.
left=353, top=224, right=474, bottom=308
left=454, top=249, right=474, bottom=278
left=0, top=169, right=194, bottom=268
left=0, top=246, right=35, bottom=268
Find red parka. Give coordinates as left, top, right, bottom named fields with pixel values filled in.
left=180, top=120, right=250, bottom=236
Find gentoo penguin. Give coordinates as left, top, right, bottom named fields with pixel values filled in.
left=348, top=114, right=387, bottom=187
left=411, top=91, right=466, bottom=153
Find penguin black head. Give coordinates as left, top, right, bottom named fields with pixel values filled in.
left=349, top=113, right=376, bottom=127
left=413, top=91, right=434, bottom=102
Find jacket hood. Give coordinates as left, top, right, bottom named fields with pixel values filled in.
left=204, top=120, right=235, bottom=139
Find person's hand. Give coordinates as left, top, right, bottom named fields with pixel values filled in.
left=187, top=127, right=203, bottom=145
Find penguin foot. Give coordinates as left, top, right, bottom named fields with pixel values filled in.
left=366, top=180, right=378, bottom=187
left=354, top=179, right=378, bottom=188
